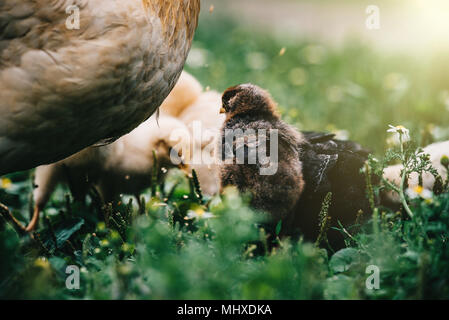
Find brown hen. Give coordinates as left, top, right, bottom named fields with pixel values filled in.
left=0, top=0, right=200, bottom=175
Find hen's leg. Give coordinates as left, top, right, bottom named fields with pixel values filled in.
left=25, top=205, right=40, bottom=232
left=0, top=203, right=27, bottom=235
left=28, top=165, right=64, bottom=231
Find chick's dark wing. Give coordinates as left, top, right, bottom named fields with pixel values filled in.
left=301, top=131, right=336, bottom=144
left=300, top=131, right=369, bottom=194
left=301, top=148, right=338, bottom=194
left=301, top=131, right=370, bottom=155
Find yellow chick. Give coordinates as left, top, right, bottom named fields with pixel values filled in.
left=160, top=71, right=225, bottom=195
left=160, top=71, right=204, bottom=118
left=179, top=90, right=225, bottom=196
left=32, top=115, right=191, bottom=231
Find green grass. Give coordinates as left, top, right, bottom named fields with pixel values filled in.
left=1, top=15, right=449, bottom=300
left=187, top=14, right=449, bottom=153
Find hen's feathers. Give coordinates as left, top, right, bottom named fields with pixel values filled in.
left=0, top=0, right=200, bottom=175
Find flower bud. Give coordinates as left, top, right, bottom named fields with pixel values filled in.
left=440, top=155, right=449, bottom=168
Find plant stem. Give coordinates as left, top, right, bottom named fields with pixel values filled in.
left=398, top=135, right=414, bottom=218
left=381, top=177, right=401, bottom=193
left=372, top=207, right=379, bottom=238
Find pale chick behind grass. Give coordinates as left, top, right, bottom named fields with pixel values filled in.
left=32, top=115, right=191, bottom=231
left=160, top=71, right=225, bottom=196
left=159, top=71, right=203, bottom=118
left=382, top=140, right=449, bottom=204
left=33, top=71, right=225, bottom=231
left=179, top=90, right=225, bottom=196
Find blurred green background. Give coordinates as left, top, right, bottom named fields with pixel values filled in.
left=187, top=0, right=449, bottom=154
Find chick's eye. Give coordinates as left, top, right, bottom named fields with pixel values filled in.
left=222, top=87, right=241, bottom=111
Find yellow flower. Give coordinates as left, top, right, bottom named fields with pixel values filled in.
left=441, top=155, right=449, bottom=168
left=187, top=207, right=214, bottom=220
left=1, top=178, right=12, bottom=189
left=110, top=230, right=120, bottom=240
left=34, top=257, right=50, bottom=269
left=97, top=222, right=106, bottom=231
left=406, top=185, right=433, bottom=200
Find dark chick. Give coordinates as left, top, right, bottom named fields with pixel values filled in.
left=219, top=84, right=305, bottom=230
left=292, top=132, right=371, bottom=249
left=219, top=84, right=371, bottom=250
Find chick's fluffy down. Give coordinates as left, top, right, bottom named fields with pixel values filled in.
left=160, top=71, right=225, bottom=195
left=34, top=115, right=190, bottom=210
left=159, top=71, right=203, bottom=118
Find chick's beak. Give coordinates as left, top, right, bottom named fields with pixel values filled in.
left=220, top=107, right=226, bottom=114
left=178, top=161, right=190, bottom=174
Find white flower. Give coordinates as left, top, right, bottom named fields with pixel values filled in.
left=387, top=125, right=410, bottom=141
left=406, top=185, right=433, bottom=200
left=187, top=208, right=214, bottom=220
